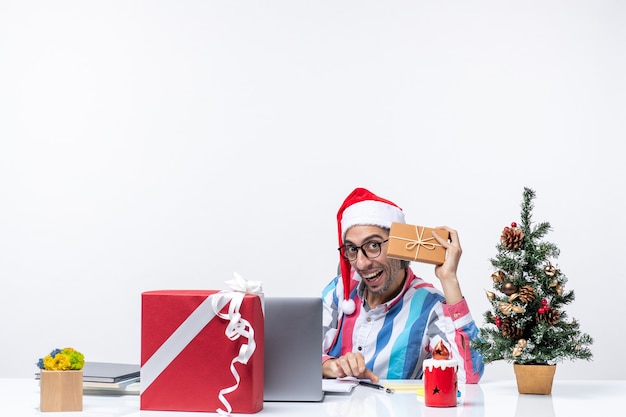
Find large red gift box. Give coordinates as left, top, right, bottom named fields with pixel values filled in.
left=140, top=290, right=264, bottom=413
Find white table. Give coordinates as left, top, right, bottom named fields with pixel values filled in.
left=2, top=378, right=624, bottom=417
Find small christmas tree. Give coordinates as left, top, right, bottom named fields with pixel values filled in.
left=473, top=187, right=593, bottom=365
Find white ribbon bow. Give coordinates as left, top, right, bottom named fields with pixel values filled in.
left=225, top=272, right=264, bottom=294
left=211, top=273, right=263, bottom=415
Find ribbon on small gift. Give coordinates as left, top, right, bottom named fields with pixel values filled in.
left=211, top=273, right=263, bottom=415
left=140, top=273, right=263, bottom=415
left=390, top=225, right=443, bottom=261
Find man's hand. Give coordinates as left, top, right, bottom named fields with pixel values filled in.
left=433, top=226, right=464, bottom=305
left=322, top=352, right=379, bottom=383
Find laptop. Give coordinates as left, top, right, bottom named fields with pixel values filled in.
left=263, top=296, right=325, bottom=402
left=81, top=362, right=140, bottom=383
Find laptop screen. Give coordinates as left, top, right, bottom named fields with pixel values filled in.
left=263, top=296, right=324, bottom=402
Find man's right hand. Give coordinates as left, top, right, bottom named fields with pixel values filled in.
left=322, top=352, right=379, bottom=383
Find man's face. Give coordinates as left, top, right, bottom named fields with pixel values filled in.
left=344, top=225, right=405, bottom=297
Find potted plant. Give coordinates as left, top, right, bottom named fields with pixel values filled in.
left=472, top=188, right=593, bottom=394
left=37, top=347, right=85, bottom=412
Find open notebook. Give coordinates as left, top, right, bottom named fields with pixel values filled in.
left=263, top=296, right=324, bottom=402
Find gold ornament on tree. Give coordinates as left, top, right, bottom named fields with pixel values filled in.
left=491, top=270, right=506, bottom=284
left=501, top=282, right=518, bottom=296
left=498, top=301, right=525, bottom=315
left=549, top=279, right=563, bottom=296
left=544, top=262, right=557, bottom=277
left=512, top=339, right=528, bottom=357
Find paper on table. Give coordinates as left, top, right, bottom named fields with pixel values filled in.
left=322, top=378, right=359, bottom=393
left=323, top=378, right=425, bottom=395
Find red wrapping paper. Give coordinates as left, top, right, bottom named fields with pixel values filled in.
left=140, top=290, right=264, bottom=413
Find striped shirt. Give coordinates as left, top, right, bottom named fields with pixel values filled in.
left=322, top=268, right=484, bottom=383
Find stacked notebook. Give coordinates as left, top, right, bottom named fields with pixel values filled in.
left=81, top=362, right=140, bottom=394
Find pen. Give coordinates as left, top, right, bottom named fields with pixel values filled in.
left=358, top=380, right=395, bottom=394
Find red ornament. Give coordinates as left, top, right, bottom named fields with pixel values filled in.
left=511, top=222, right=517, bottom=228
left=541, top=299, right=548, bottom=306
left=495, top=316, right=502, bottom=327
left=433, top=340, right=450, bottom=360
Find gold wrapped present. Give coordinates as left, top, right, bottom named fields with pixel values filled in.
left=387, top=222, right=449, bottom=265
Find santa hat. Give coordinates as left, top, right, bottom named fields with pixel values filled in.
left=337, top=188, right=405, bottom=315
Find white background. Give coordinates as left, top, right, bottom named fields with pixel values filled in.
left=1, top=1, right=624, bottom=380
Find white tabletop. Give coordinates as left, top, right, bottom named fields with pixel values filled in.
left=3, top=378, right=624, bottom=417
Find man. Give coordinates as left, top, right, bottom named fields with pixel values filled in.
left=322, top=188, right=484, bottom=383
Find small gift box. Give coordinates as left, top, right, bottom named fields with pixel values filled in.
left=387, top=222, right=449, bottom=265
left=140, top=274, right=264, bottom=414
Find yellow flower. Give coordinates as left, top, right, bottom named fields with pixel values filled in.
left=37, top=347, right=85, bottom=371
left=43, top=353, right=71, bottom=370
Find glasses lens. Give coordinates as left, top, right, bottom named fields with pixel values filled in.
left=342, top=246, right=357, bottom=261
left=363, top=241, right=382, bottom=258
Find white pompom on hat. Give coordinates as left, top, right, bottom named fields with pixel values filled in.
left=337, top=188, right=405, bottom=315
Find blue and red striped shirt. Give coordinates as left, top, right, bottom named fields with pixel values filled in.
left=322, top=268, right=484, bottom=383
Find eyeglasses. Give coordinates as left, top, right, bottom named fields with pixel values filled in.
left=338, top=239, right=389, bottom=262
